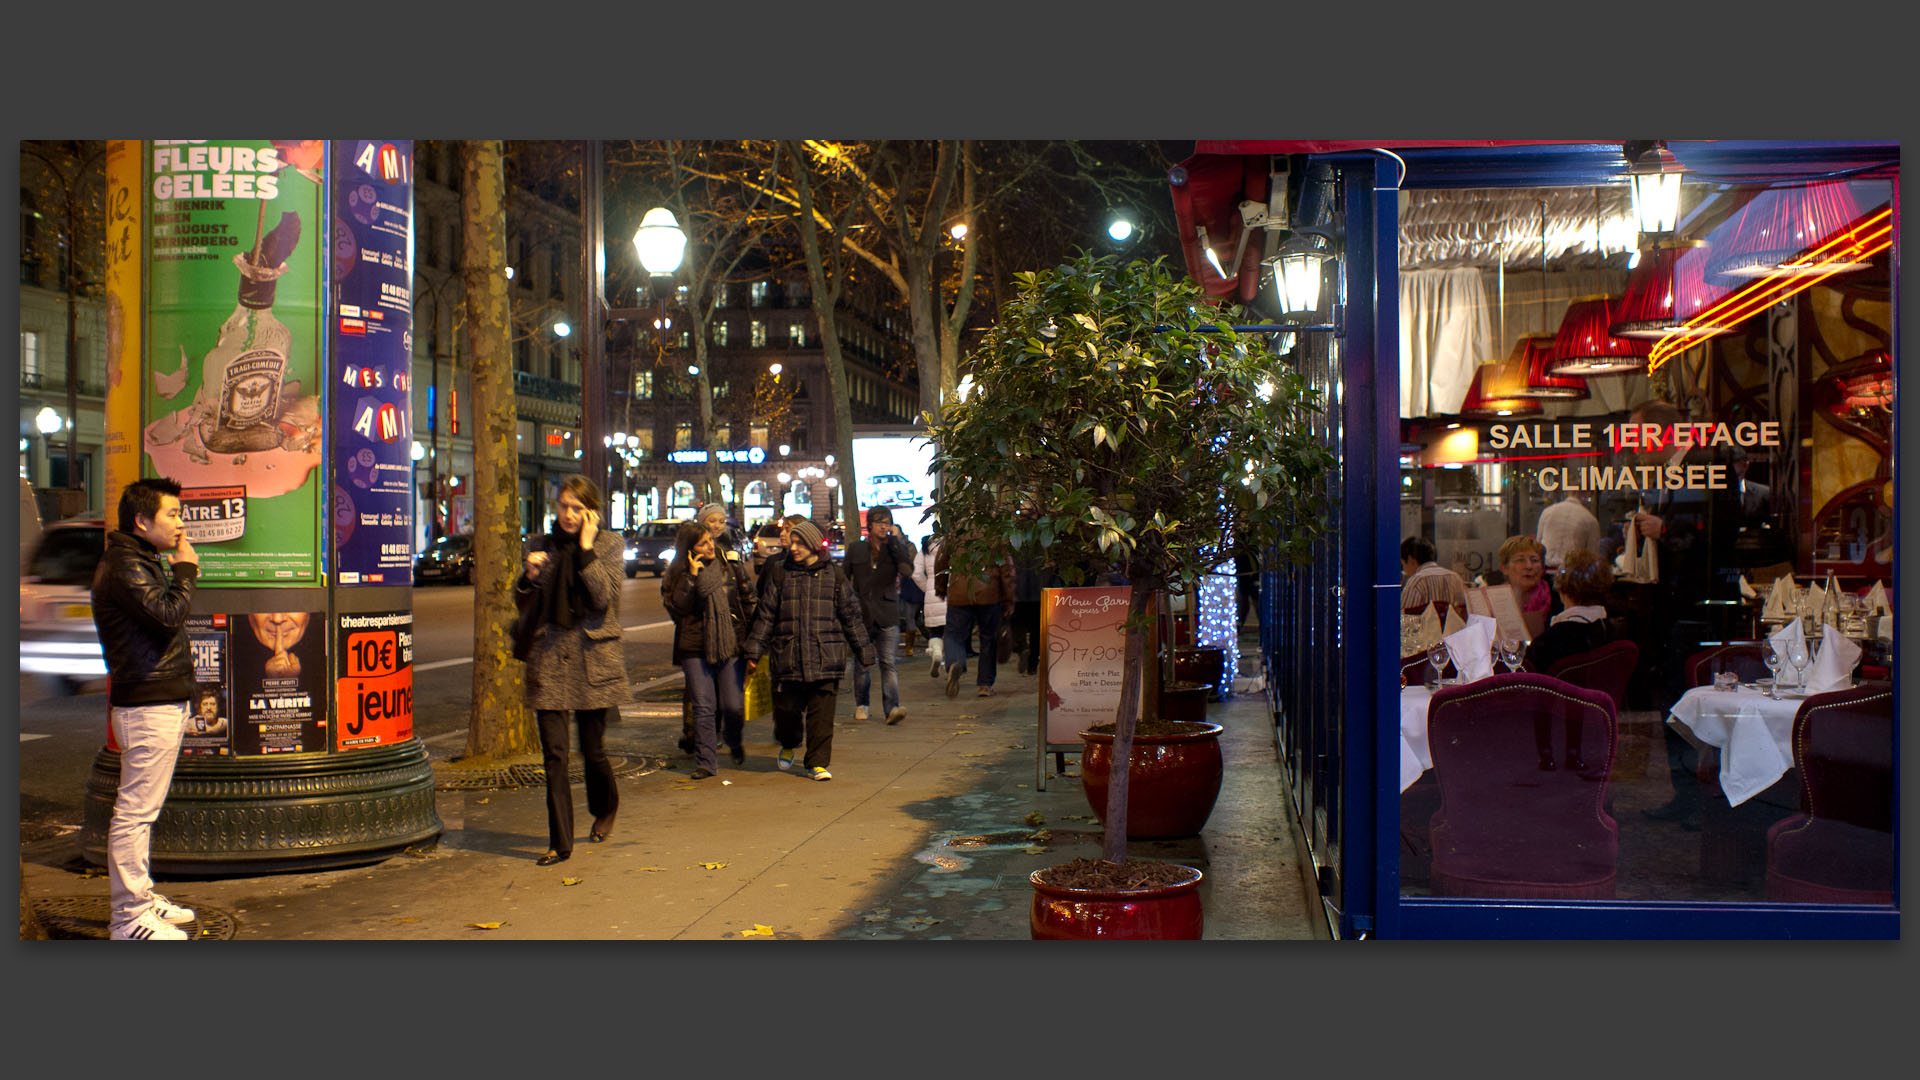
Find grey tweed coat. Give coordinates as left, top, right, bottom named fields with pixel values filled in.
left=514, top=528, right=630, bottom=711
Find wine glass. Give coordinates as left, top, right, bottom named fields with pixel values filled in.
left=1787, top=635, right=1812, bottom=693
left=1761, top=641, right=1784, bottom=699
left=1500, top=637, right=1527, bottom=674
left=1426, top=641, right=1450, bottom=689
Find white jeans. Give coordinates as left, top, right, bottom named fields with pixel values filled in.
left=108, top=701, right=190, bottom=927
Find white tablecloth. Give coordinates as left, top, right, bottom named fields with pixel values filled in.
left=1666, top=684, right=1801, bottom=806
left=1400, top=687, right=1434, bottom=792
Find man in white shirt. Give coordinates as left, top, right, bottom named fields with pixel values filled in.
left=1536, top=491, right=1601, bottom=573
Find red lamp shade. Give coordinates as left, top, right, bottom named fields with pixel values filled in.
left=1704, top=180, right=1875, bottom=282
left=1609, top=239, right=1732, bottom=340
left=1517, top=333, right=1588, bottom=400
left=1457, top=350, right=1543, bottom=418
left=1670, top=240, right=1741, bottom=332
left=1549, top=293, right=1650, bottom=376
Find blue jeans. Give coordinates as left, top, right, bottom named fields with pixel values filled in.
left=852, top=622, right=900, bottom=715
left=945, top=604, right=1003, bottom=689
left=682, top=656, right=745, bottom=771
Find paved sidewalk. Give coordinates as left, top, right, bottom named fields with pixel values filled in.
left=22, top=633, right=1322, bottom=941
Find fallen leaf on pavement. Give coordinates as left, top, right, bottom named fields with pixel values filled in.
left=475, top=797, right=489, bottom=804
left=698, top=861, right=729, bottom=870
left=1015, top=784, right=1029, bottom=789
left=1022, top=846, right=1046, bottom=855
left=1007, top=744, right=1028, bottom=749
left=1029, top=828, right=1053, bottom=841
left=740, top=924, right=775, bottom=937
left=721, top=780, right=733, bottom=786
left=638, top=867, right=668, bottom=872
left=960, top=753, right=989, bottom=758
left=561, top=877, right=582, bottom=886
left=467, top=922, right=504, bottom=930
left=1024, top=812, right=1045, bottom=826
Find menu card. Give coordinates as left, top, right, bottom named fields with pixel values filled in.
left=1464, top=585, right=1528, bottom=643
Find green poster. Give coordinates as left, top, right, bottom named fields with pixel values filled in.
left=142, top=139, right=327, bottom=584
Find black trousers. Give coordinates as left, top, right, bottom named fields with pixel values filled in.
left=537, top=707, right=617, bottom=855
left=772, top=679, right=838, bottom=769
left=1011, top=600, right=1041, bottom=673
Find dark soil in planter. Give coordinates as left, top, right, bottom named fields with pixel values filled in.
left=1085, top=718, right=1215, bottom=738
left=1034, top=857, right=1196, bottom=890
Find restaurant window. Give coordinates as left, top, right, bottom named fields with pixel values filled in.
left=1393, top=170, right=1897, bottom=913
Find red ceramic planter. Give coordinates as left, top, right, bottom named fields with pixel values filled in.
left=1029, top=864, right=1205, bottom=940
left=1080, top=720, right=1224, bottom=838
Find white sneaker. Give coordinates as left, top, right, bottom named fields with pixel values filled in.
left=853, top=705, right=870, bottom=721
left=112, top=908, right=189, bottom=941
left=149, top=891, right=196, bottom=926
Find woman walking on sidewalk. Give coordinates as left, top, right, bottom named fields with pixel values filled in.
left=742, top=519, right=875, bottom=781
left=913, top=534, right=947, bottom=678
left=513, top=476, right=629, bottom=866
left=663, top=521, right=755, bottom=777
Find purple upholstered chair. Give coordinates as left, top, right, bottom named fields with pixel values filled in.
left=1427, top=673, right=1619, bottom=900
left=1546, top=639, right=1639, bottom=715
left=1764, top=684, right=1895, bottom=904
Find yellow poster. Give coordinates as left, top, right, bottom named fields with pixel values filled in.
left=102, top=140, right=144, bottom=502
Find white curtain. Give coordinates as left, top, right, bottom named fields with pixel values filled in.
left=1400, top=269, right=1490, bottom=419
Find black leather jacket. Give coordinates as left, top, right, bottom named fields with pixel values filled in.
left=91, top=531, right=199, bottom=707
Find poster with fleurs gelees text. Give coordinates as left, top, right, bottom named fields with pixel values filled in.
left=141, top=140, right=327, bottom=584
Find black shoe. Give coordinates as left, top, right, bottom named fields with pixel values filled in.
left=690, top=767, right=715, bottom=780
left=676, top=735, right=696, bottom=755
left=1537, top=753, right=1557, bottom=772
left=729, top=745, right=746, bottom=766
left=536, top=850, right=570, bottom=866
left=1565, top=754, right=1588, bottom=772
left=589, top=813, right=616, bottom=842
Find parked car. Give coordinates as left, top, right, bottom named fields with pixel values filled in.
left=625, top=520, right=682, bottom=577
left=414, top=533, right=475, bottom=584
left=861, top=473, right=921, bottom=508
left=20, top=515, right=107, bottom=694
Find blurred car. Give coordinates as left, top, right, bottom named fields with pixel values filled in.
left=414, top=533, right=475, bottom=584
left=624, top=520, right=681, bottom=577
left=824, top=523, right=847, bottom=562
left=20, top=515, right=107, bottom=693
left=861, top=473, right=920, bottom=508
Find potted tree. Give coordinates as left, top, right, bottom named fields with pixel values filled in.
left=929, top=254, right=1334, bottom=938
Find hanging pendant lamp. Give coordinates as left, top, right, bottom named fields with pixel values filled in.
left=1550, top=293, right=1650, bottom=375
left=1703, top=179, right=1874, bottom=282
left=1519, top=333, right=1588, bottom=399
left=1458, top=346, right=1543, bottom=418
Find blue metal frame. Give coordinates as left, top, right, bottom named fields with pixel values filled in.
left=1326, top=142, right=1901, bottom=939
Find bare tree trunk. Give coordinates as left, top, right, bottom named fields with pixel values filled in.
left=461, top=140, right=537, bottom=760
left=790, top=145, right=858, bottom=525
left=1102, top=579, right=1157, bottom=864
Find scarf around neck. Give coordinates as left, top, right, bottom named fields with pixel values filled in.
left=696, top=558, right=739, bottom=664
left=539, top=527, right=587, bottom=630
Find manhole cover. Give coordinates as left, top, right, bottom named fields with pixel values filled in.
left=31, top=896, right=239, bottom=941
left=433, top=754, right=662, bottom=792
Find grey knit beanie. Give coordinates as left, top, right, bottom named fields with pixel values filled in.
left=788, top=519, right=823, bottom=551
left=698, top=503, right=726, bottom=524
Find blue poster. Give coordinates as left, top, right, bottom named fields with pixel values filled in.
left=328, top=139, right=415, bottom=585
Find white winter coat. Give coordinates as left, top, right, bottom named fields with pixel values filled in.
left=912, top=545, right=947, bottom=629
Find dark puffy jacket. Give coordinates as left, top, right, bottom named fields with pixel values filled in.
left=91, top=531, right=199, bottom=707
left=742, top=555, right=876, bottom=683
left=844, top=532, right=915, bottom=630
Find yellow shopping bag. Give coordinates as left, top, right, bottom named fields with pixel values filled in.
left=743, top=660, right=773, bottom=723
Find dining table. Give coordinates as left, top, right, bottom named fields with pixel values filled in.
left=1666, top=682, right=1810, bottom=806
